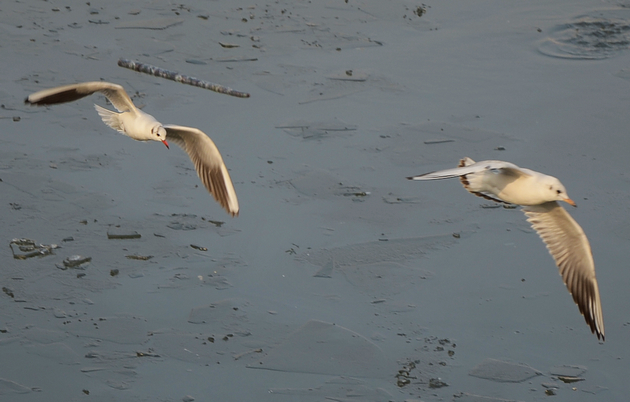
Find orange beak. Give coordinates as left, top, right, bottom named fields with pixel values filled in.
left=563, top=198, right=576, bottom=207
left=162, top=139, right=169, bottom=149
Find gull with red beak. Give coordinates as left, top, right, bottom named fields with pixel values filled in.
left=407, top=157, right=604, bottom=341
left=25, top=81, right=239, bottom=217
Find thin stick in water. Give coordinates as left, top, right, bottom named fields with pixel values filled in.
left=117, top=58, right=250, bottom=98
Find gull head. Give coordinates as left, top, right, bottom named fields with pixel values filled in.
left=544, top=176, right=576, bottom=207
left=151, top=125, right=169, bottom=149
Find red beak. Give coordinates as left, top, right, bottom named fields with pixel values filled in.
left=162, top=140, right=169, bottom=149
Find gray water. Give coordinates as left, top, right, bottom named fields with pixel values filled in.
left=1, top=1, right=628, bottom=401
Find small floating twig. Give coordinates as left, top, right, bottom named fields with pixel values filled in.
left=117, top=58, right=250, bottom=98
left=423, top=139, right=454, bottom=145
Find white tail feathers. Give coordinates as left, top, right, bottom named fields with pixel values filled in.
left=94, top=104, right=124, bottom=134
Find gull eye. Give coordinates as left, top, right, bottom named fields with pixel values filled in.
left=556, top=189, right=562, bottom=194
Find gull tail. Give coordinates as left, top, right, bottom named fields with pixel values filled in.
left=406, top=157, right=508, bottom=204
left=94, top=104, right=125, bottom=134
left=406, top=157, right=478, bottom=181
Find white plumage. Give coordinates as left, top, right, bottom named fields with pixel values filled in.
left=408, top=157, right=604, bottom=341
left=25, top=81, right=239, bottom=217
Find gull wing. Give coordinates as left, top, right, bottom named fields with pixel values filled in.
left=407, top=159, right=527, bottom=181
left=523, top=201, right=605, bottom=341
left=25, top=81, right=137, bottom=114
left=164, top=124, right=239, bottom=217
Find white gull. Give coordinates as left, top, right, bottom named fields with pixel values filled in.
left=25, top=81, right=239, bottom=217
left=408, top=157, right=604, bottom=341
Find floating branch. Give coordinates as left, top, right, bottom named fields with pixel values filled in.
left=117, top=58, right=250, bottom=98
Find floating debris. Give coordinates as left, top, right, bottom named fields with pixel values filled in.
left=219, top=42, right=240, bottom=48
left=57, top=255, right=92, bottom=270
left=214, top=56, right=258, bottom=62
left=190, top=244, right=208, bottom=251
left=136, top=350, right=161, bottom=357
left=343, top=191, right=370, bottom=197
left=126, top=255, right=153, bottom=261
left=558, top=376, right=585, bottom=384
left=424, top=139, right=455, bottom=144
left=107, top=229, right=141, bottom=239
left=2, top=287, right=14, bottom=298
left=428, top=378, right=448, bottom=388
left=539, top=10, right=630, bottom=60
left=10, top=238, right=58, bottom=260
left=396, top=361, right=417, bottom=387
left=118, top=58, right=250, bottom=98
left=110, top=269, right=119, bottom=277
left=326, top=70, right=369, bottom=82
left=233, top=348, right=263, bottom=360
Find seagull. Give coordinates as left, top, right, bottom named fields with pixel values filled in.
left=25, top=81, right=239, bottom=217
left=407, top=157, right=604, bottom=341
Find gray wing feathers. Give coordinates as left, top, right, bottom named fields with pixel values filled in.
left=164, top=125, right=239, bottom=217
left=523, top=202, right=605, bottom=340
left=25, top=82, right=136, bottom=113
left=407, top=159, right=525, bottom=181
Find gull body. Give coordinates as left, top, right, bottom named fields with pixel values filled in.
left=408, top=157, right=604, bottom=341
left=25, top=81, right=239, bottom=217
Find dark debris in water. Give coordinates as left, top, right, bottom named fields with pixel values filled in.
left=125, top=255, right=153, bottom=261
left=57, top=255, right=92, bottom=270
left=557, top=375, right=585, bottom=383
left=9, top=238, right=57, bottom=259
left=2, top=287, right=15, bottom=298
left=428, top=377, right=448, bottom=388
left=539, top=10, right=630, bottom=59
left=201, top=217, right=224, bottom=227
left=394, top=337, right=455, bottom=389
left=107, top=229, right=141, bottom=239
